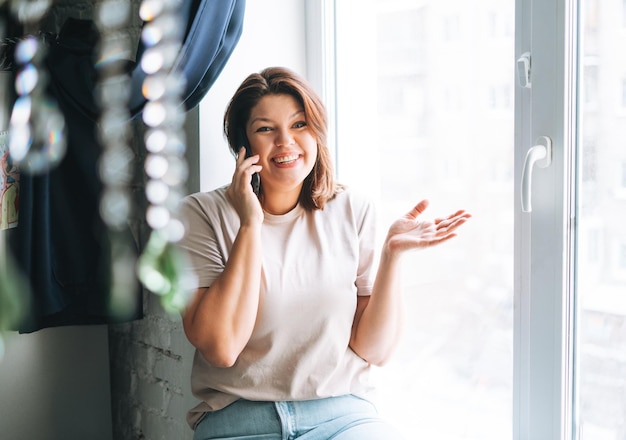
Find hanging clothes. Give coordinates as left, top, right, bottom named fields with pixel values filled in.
left=130, top=0, right=246, bottom=115
left=4, top=0, right=245, bottom=333
left=7, top=20, right=134, bottom=333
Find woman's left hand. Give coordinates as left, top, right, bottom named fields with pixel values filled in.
left=384, top=199, right=471, bottom=256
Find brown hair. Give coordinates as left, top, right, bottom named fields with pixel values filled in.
left=224, top=66, right=340, bottom=210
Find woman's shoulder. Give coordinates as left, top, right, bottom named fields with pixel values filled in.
left=180, top=185, right=232, bottom=219
left=331, top=184, right=374, bottom=209
left=182, top=185, right=229, bottom=206
left=326, top=184, right=376, bottom=222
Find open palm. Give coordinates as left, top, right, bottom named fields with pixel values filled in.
left=385, top=200, right=471, bottom=254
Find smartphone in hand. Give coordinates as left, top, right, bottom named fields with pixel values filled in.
left=237, top=128, right=260, bottom=196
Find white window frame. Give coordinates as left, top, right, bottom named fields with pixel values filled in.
left=514, top=0, right=578, bottom=438
left=304, top=0, right=338, bottom=164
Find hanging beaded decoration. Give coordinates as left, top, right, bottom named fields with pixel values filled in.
left=8, top=0, right=66, bottom=175
left=1, top=0, right=59, bottom=359
left=0, top=14, right=26, bottom=357
left=94, top=0, right=141, bottom=317
left=135, top=0, right=196, bottom=313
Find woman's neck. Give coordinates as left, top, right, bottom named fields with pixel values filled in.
left=261, top=187, right=301, bottom=215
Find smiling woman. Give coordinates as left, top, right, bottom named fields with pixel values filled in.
left=176, top=66, right=470, bottom=439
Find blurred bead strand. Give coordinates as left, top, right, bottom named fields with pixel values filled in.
left=7, top=0, right=67, bottom=175
left=136, top=0, right=195, bottom=313
left=0, top=1, right=10, bottom=360
left=0, top=6, right=11, bottom=129
left=94, top=0, right=139, bottom=318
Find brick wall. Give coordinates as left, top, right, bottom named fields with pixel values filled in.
left=46, top=2, right=200, bottom=439
left=107, top=114, right=199, bottom=440
left=108, top=284, right=197, bottom=440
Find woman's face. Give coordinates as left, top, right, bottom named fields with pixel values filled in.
left=246, top=93, right=318, bottom=196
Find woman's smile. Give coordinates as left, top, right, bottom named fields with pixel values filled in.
left=272, top=153, right=301, bottom=166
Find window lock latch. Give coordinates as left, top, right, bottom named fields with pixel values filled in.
left=517, top=52, right=532, bottom=89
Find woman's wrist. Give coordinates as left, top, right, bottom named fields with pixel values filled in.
left=238, top=219, right=263, bottom=234
left=380, top=239, right=402, bottom=265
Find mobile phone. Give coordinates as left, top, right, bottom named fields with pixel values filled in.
left=237, top=128, right=260, bottom=196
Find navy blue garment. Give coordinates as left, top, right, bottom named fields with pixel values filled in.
left=7, top=21, right=140, bottom=333
left=129, top=0, right=246, bottom=115
left=6, top=0, right=245, bottom=332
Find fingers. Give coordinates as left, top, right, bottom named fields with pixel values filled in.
left=434, top=209, right=469, bottom=222
left=435, top=209, right=470, bottom=225
left=406, top=199, right=429, bottom=219
left=236, top=147, right=252, bottom=164
left=408, top=201, right=471, bottom=224
left=427, top=207, right=471, bottom=241
left=409, top=198, right=470, bottom=228
left=227, top=149, right=264, bottom=222
left=447, top=209, right=469, bottom=219
left=435, top=216, right=469, bottom=236
left=234, top=147, right=262, bottom=180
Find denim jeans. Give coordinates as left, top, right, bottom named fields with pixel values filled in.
left=192, top=394, right=405, bottom=440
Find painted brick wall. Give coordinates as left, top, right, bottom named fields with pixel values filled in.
left=107, top=113, right=200, bottom=440
left=108, top=284, right=197, bottom=440
left=46, top=2, right=200, bottom=439
left=107, top=118, right=199, bottom=440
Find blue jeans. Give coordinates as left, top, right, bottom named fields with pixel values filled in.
left=192, top=395, right=405, bottom=439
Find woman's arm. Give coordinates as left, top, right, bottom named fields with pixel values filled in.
left=182, top=148, right=264, bottom=368
left=349, top=200, right=470, bottom=366
left=182, top=222, right=262, bottom=368
left=349, top=252, right=404, bottom=366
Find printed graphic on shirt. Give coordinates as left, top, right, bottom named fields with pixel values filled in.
left=0, top=131, right=19, bottom=230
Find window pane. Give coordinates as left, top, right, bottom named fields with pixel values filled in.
left=577, top=0, right=626, bottom=438
left=334, top=1, right=514, bottom=438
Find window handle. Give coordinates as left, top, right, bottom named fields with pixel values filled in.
left=521, top=136, right=552, bottom=212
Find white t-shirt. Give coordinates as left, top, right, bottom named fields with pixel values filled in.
left=178, top=185, right=379, bottom=428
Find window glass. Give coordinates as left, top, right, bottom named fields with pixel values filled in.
left=334, top=1, right=514, bottom=438
left=576, top=0, right=626, bottom=438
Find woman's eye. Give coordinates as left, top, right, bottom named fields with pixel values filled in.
left=256, top=126, right=271, bottom=132
left=293, top=121, right=307, bottom=129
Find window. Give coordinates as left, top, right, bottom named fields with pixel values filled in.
left=581, top=141, right=597, bottom=183
left=488, top=10, right=514, bottom=39
left=620, top=243, right=626, bottom=271
left=489, top=84, right=513, bottom=111
left=588, top=228, right=601, bottom=264
left=442, top=14, right=461, bottom=42
left=316, top=0, right=626, bottom=438
left=616, top=160, right=626, bottom=198
left=334, top=1, right=514, bottom=438
left=577, top=0, right=626, bottom=436
left=583, top=63, right=599, bottom=109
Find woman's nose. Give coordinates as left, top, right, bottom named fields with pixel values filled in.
left=275, top=128, right=294, bottom=146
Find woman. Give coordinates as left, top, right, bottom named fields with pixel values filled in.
left=178, top=66, right=470, bottom=439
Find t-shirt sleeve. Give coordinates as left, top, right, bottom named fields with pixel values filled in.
left=178, top=193, right=228, bottom=289
left=354, top=194, right=379, bottom=297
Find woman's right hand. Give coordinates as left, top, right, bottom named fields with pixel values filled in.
left=226, top=147, right=264, bottom=226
